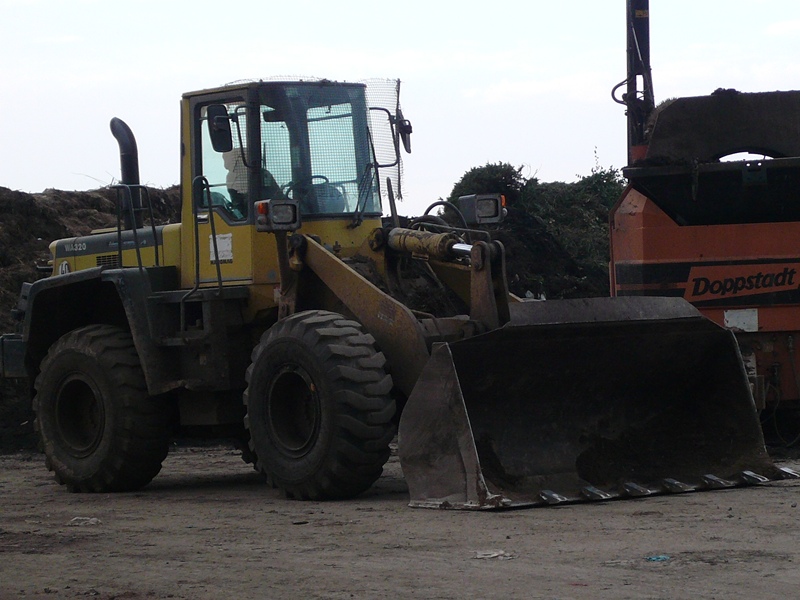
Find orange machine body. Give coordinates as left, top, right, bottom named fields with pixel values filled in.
left=611, top=185, right=800, bottom=411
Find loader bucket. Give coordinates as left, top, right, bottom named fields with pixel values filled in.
left=398, top=297, right=792, bottom=509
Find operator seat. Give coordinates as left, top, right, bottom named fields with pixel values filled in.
left=312, top=183, right=345, bottom=213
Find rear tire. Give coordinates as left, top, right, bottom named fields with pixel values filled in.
left=33, top=325, right=171, bottom=492
left=244, top=311, right=395, bottom=499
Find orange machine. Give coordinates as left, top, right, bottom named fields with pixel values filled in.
left=610, top=1, right=800, bottom=440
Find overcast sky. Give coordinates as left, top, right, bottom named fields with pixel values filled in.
left=3, top=0, right=800, bottom=215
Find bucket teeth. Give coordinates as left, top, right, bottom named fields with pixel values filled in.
left=623, top=482, right=655, bottom=497
left=740, top=470, right=770, bottom=484
left=581, top=486, right=614, bottom=501
left=701, top=474, right=735, bottom=489
left=539, top=490, right=570, bottom=505
left=662, top=478, right=695, bottom=493
left=779, top=466, right=800, bottom=479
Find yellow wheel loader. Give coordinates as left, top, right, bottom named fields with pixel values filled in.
left=0, top=78, right=793, bottom=508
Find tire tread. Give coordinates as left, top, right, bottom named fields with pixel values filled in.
left=33, top=325, right=170, bottom=493
left=244, top=310, right=395, bottom=500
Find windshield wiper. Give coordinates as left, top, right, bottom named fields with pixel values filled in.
left=350, top=162, right=377, bottom=228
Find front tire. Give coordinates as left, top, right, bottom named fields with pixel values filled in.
left=244, top=311, right=395, bottom=499
left=33, top=325, right=171, bottom=492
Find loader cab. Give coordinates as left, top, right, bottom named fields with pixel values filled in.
left=189, top=81, right=382, bottom=223
left=179, top=80, right=394, bottom=291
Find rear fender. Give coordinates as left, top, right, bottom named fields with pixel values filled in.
left=17, top=268, right=174, bottom=394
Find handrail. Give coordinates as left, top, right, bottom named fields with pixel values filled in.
left=111, top=184, right=161, bottom=271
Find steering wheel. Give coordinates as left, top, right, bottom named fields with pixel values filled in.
left=281, top=175, right=329, bottom=197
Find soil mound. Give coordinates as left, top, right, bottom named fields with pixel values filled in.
left=0, top=186, right=180, bottom=451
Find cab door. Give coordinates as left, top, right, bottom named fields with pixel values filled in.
left=181, top=96, right=255, bottom=288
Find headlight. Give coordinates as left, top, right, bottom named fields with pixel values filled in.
left=457, top=193, right=506, bottom=225
left=254, top=199, right=301, bottom=232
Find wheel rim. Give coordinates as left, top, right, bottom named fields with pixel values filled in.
left=55, top=375, right=105, bottom=457
left=266, top=366, right=321, bottom=457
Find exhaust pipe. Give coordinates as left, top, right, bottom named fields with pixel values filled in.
left=110, top=117, right=143, bottom=229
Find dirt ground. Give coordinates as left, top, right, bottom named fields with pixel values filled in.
left=1, top=447, right=799, bottom=600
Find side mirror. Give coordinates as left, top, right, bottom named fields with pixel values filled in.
left=396, top=108, right=412, bottom=154
left=254, top=199, right=302, bottom=232
left=457, top=193, right=507, bottom=225
left=207, top=104, right=233, bottom=153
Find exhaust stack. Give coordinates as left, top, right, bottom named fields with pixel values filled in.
left=110, top=117, right=143, bottom=229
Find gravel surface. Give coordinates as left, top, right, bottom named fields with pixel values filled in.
left=1, top=446, right=799, bottom=599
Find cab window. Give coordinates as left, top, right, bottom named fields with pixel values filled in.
left=259, top=85, right=381, bottom=217
left=199, top=102, right=249, bottom=221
